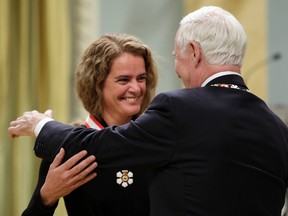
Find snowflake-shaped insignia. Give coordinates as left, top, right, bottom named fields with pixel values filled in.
left=116, top=170, right=133, bottom=188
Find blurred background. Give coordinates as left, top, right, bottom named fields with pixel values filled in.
left=1, top=0, right=287, bottom=215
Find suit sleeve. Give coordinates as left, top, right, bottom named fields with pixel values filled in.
left=34, top=93, right=178, bottom=170
left=22, top=160, right=58, bottom=216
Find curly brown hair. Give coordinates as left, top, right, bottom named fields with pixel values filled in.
left=76, top=33, right=158, bottom=121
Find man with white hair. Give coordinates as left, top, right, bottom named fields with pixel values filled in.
left=9, top=6, right=288, bottom=216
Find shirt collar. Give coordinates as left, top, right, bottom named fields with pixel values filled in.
left=201, top=71, right=241, bottom=87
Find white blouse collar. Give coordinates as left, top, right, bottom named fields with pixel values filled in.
left=201, top=71, right=241, bottom=87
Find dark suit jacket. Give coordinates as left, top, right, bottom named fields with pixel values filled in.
left=34, top=75, right=288, bottom=216
left=22, top=160, right=150, bottom=216
left=23, top=126, right=150, bottom=216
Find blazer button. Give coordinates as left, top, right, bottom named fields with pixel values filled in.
left=34, top=142, right=42, bottom=151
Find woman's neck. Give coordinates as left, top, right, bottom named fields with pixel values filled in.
left=102, top=114, right=132, bottom=126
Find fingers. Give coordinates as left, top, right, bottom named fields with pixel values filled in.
left=24, top=110, right=38, bottom=115
left=60, top=150, right=89, bottom=170
left=69, top=161, right=97, bottom=189
left=50, top=148, right=65, bottom=169
left=70, top=172, right=97, bottom=190
left=8, top=124, right=18, bottom=138
left=60, top=153, right=97, bottom=188
left=44, top=109, right=53, bottom=118
left=52, top=150, right=97, bottom=179
left=43, top=151, right=97, bottom=198
left=8, top=121, right=32, bottom=138
left=69, top=155, right=97, bottom=176
left=8, top=110, right=46, bottom=138
left=8, top=128, right=19, bottom=138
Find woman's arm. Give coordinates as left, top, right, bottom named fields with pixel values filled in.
left=22, top=149, right=97, bottom=215
left=40, top=148, right=97, bottom=206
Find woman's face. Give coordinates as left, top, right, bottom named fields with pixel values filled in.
left=102, top=52, right=147, bottom=124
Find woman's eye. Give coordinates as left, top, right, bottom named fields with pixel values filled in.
left=138, top=76, right=147, bottom=82
left=117, top=78, right=129, bottom=84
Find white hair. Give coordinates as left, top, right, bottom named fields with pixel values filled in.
left=176, top=6, right=247, bottom=67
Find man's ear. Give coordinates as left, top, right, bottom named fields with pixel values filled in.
left=189, top=41, right=201, bottom=66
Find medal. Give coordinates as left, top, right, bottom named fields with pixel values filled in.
left=116, top=170, right=133, bottom=188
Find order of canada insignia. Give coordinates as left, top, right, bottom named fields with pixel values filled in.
left=116, top=170, right=133, bottom=188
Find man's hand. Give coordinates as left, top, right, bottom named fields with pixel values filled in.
left=40, top=148, right=98, bottom=206
left=8, top=109, right=52, bottom=138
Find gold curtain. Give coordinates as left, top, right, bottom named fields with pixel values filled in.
left=0, top=0, right=71, bottom=215
left=183, top=0, right=268, bottom=101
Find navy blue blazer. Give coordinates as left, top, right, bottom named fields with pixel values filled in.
left=34, top=75, right=288, bottom=216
